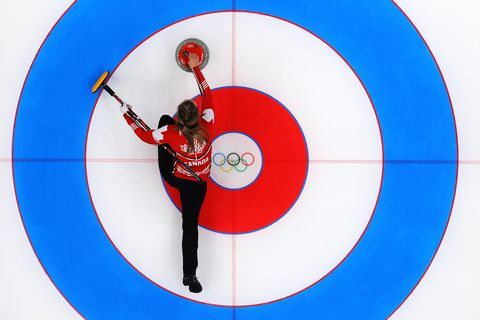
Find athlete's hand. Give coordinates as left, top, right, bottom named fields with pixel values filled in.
left=120, top=102, right=132, bottom=115
left=188, top=53, right=201, bottom=69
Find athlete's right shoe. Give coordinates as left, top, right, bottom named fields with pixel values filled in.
left=183, top=275, right=202, bottom=293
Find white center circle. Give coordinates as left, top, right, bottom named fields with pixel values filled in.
left=210, top=132, right=263, bottom=189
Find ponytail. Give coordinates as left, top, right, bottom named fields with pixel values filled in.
left=177, top=100, right=209, bottom=153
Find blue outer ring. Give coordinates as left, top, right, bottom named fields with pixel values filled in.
left=12, top=1, right=457, bottom=319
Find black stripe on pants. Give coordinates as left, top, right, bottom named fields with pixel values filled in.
left=157, top=115, right=207, bottom=276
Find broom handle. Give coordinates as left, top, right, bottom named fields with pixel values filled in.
left=102, top=84, right=204, bottom=183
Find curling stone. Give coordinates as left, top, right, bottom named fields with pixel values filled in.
left=175, top=38, right=209, bottom=72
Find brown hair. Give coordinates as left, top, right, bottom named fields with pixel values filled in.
left=176, top=100, right=209, bottom=153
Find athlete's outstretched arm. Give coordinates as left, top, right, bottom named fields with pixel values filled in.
left=120, top=104, right=167, bottom=145
left=189, top=54, right=214, bottom=124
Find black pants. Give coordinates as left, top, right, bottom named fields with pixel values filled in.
left=157, top=115, right=207, bottom=276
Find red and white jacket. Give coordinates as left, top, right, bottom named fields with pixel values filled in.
left=123, top=67, right=214, bottom=181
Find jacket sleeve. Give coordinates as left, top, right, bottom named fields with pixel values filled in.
left=192, top=67, right=214, bottom=124
left=123, top=113, right=168, bottom=145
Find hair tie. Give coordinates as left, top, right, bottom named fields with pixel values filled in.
left=186, top=122, right=197, bottom=129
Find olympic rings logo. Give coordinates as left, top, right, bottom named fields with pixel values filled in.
left=213, top=152, right=255, bottom=172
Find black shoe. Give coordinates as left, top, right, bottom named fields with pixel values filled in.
left=183, top=275, right=202, bottom=293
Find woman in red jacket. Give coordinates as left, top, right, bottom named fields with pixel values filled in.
left=120, top=53, right=214, bottom=293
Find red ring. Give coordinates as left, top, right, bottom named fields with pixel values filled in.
left=241, top=152, right=255, bottom=166
left=164, top=87, right=308, bottom=234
